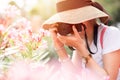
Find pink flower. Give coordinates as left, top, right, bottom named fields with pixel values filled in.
left=0, top=5, right=21, bottom=27
left=39, top=28, right=50, bottom=36
left=1, top=5, right=21, bottom=19
left=7, top=61, right=46, bottom=80
left=7, top=61, right=32, bottom=80
left=5, top=59, right=103, bottom=80
left=31, top=33, right=43, bottom=42
left=0, top=74, right=6, bottom=80
left=0, top=25, right=5, bottom=35
left=13, top=18, right=32, bottom=31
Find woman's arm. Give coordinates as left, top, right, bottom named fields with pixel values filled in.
left=71, top=50, right=82, bottom=70
left=50, top=28, right=79, bottom=72
left=58, top=26, right=110, bottom=79
left=85, top=49, right=120, bottom=80
left=77, top=46, right=109, bottom=77
left=50, top=28, right=69, bottom=60
left=103, top=49, right=120, bottom=80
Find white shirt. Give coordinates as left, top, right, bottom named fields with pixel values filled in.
left=72, top=24, right=120, bottom=80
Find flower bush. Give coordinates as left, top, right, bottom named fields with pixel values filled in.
left=0, top=4, right=53, bottom=77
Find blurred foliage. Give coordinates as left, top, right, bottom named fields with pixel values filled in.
left=29, top=0, right=120, bottom=24
left=29, top=0, right=56, bottom=20
left=0, top=0, right=119, bottom=77
left=0, top=0, right=119, bottom=78
left=0, top=4, right=52, bottom=74
left=8, top=0, right=120, bottom=24
left=96, top=0, right=120, bottom=24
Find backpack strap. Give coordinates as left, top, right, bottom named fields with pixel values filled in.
left=100, top=27, right=107, bottom=49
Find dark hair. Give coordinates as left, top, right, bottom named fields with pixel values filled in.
left=93, top=24, right=98, bottom=49
left=89, top=24, right=98, bottom=54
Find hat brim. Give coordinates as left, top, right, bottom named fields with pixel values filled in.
left=42, top=6, right=109, bottom=30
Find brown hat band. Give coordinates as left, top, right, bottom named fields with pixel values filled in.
left=57, top=0, right=93, bottom=12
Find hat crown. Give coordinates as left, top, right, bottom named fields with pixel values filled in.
left=56, top=0, right=93, bottom=12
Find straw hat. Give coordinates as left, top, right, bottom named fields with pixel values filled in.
left=42, top=0, right=110, bottom=30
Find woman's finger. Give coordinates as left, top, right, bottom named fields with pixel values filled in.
left=50, top=28, right=64, bottom=48
left=49, top=28, right=57, bottom=40
left=58, top=34, right=67, bottom=44
left=72, top=25, right=81, bottom=38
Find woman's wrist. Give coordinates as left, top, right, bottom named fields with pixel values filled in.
left=55, top=45, right=64, bottom=51
left=55, top=46, right=69, bottom=60
left=75, top=42, right=85, bottom=50
left=59, top=56, right=70, bottom=63
left=76, top=45, right=91, bottom=57
left=82, top=54, right=92, bottom=64
left=76, top=46, right=93, bottom=64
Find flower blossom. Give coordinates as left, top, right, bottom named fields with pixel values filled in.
left=4, top=59, right=104, bottom=80
left=0, top=5, right=21, bottom=27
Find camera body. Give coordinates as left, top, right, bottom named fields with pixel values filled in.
left=57, top=22, right=82, bottom=36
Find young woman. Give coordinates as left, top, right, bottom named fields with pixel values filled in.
left=42, top=0, right=120, bottom=80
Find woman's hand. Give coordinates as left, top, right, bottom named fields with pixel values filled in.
left=57, top=25, right=85, bottom=50
left=49, top=28, right=64, bottom=49
left=50, top=28, right=69, bottom=60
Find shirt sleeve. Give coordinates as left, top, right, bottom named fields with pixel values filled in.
left=102, top=26, right=120, bottom=54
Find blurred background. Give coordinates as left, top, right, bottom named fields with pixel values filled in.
left=0, top=0, right=120, bottom=32
left=0, top=0, right=120, bottom=77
